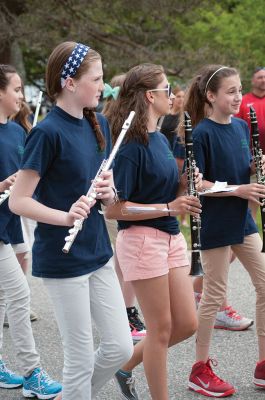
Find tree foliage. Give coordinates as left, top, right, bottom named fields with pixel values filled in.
left=0, top=0, right=264, bottom=91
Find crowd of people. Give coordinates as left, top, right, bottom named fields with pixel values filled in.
left=0, top=41, right=265, bottom=400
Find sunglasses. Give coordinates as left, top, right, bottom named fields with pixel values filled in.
left=148, top=84, right=172, bottom=98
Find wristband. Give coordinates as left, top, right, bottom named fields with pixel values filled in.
left=111, top=187, right=119, bottom=204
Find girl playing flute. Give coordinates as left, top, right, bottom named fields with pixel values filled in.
left=9, top=42, right=133, bottom=400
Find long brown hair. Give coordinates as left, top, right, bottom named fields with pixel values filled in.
left=10, top=101, right=33, bottom=133
left=46, top=41, right=105, bottom=150
left=184, top=64, right=238, bottom=128
left=111, top=63, right=165, bottom=145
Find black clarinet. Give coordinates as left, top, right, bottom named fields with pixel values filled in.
left=184, top=111, right=204, bottom=276
left=249, top=106, right=265, bottom=252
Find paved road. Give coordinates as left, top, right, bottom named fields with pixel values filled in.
left=1, top=257, right=264, bottom=400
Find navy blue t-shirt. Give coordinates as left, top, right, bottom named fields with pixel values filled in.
left=114, top=131, right=180, bottom=235
left=193, top=117, right=257, bottom=250
left=20, top=106, right=113, bottom=278
left=0, top=121, right=25, bottom=244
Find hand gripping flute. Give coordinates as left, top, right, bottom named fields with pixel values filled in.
left=249, top=106, right=265, bottom=252
left=62, top=111, right=135, bottom=254
left=0, top=91, right=43, bottom=207
left=184, top=111, right=204, bottom=276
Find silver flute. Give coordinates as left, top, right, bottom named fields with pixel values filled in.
left=62, top=111, right=135, bottom=254
left=0, top=91, right=43, bottom=207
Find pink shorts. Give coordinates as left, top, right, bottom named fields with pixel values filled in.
left=116, top=226, right=189, bottom=281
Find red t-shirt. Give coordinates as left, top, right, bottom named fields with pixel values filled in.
left=237, top=92, right=265, bottom=152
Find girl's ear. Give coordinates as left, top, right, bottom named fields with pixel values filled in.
left=206, top=90, right=215, bottom=104
left=145, top=90, right=155, bottom=104
left=65, top=77, right=77, bottom=93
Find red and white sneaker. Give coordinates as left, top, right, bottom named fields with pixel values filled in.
left=214, top=306, right=253, bottom=331
left=188, top=358, right=236, bottom=397
left=253, top=359, right=265, bottom=388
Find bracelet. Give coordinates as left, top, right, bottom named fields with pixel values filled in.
left=166, top=203, right=171, bottom=216
left=111, top=187, right=119, bottom=204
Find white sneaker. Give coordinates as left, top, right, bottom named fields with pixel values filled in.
left=214, top=306, right=254, bottom=331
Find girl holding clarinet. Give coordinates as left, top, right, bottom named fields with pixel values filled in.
left=185, top=64, right=265, bottom=397
left=105, top=63, right=202, bottom=400
left=9, top=41, right=133, bottom=400
left=0, top=64, right=61, bottom=398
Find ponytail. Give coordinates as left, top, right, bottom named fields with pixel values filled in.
left=83, top=109, right=105, bottom=151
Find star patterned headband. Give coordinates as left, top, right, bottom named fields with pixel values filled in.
left=61, top=43, right=90, bottom=88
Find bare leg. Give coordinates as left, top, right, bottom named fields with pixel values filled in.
left=120, top=267, right=197, bottom=400
left=114, top=252, right=136, bottom=307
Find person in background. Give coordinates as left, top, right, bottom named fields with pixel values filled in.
left=237, top=66, right=265, bottom=221
left=102, top=74, right=146, bottom=343
left=0, top=63, right=61, bottom=399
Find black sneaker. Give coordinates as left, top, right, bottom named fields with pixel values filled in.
left=127, top=307, right=146, bottom=342
left=115, top=370, right=139, bottom=400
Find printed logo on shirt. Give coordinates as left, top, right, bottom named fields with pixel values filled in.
left=241, top=138, right=249, bottom=149
left=17, top=145, right=24, bottom=155
left=167, top=150, right=175, bottom=160
left=247, top=103, right=254, bottom=107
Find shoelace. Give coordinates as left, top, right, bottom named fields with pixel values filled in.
left=129, top=311, right=145, bottom=331
left=35, top=369, right=53, bottom=388
left=203, top=359, right=226, bottom=384
left=0, top=362, right=16, bottom=376
left=126, top=376, right=136, bottom=395
left=224, top=306, right=242, bottom=321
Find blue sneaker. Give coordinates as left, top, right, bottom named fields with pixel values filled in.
left=0, top=359, right=23, bottom=388
left=22, top=367, right=62, bottom=399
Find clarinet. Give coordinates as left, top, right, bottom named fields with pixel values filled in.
left=184, top=111, right=204, bottom=276
left=62, top=111, right=135, bottom=254
left=249, top=106, right=265, bottom=252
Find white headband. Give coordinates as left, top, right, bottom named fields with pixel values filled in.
left=204, top=66, right=228, bottom=95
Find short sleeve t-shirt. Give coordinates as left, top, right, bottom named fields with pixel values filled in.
left=193, top=117, right=257, bottom=250
left=20, top=106, right=113, bottom=278
left=0, top=121, right=25, bottom=244
left=113, top=131, right=180, bottom=235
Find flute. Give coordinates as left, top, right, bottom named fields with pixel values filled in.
left=32, top=91, right=43, bottom=128
left=62, top=111, right=135, bottom=254
left=249, top=106, right=265, bottom=252
left=0, top=91, right=43, bottom=207
left=184, top=111, right=204, bottom=276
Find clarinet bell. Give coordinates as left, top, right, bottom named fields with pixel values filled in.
left=189, top=253, right=204, bottom=276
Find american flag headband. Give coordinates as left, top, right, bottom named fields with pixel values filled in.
left=61, top=43, right=90, bottom=88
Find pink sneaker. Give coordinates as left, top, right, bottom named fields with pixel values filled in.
left=214, top=306, right=253, bottom=331
left=127, top=307, right=146, bottom=342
